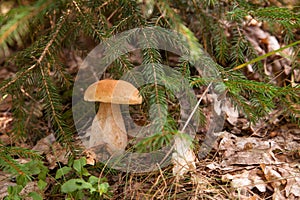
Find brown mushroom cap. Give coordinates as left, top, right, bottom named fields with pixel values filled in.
left=84, top=79, right=142, bottom=104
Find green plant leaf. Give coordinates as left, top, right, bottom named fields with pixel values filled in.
left=29, top=192, right=43, bottom=200
left=55, top=166, right=72, bottom=179
left=98, top=182, right=109, bottom=196
left=61, top=179, right=95, bottom=193
left=16, top=174, right=29, bottom=187
left=37, top=163, right=49, bottom=180
left=81, top=168, right=91, bottom=177
left=73, top=158, right=86, bottom=174
left=4, top=194, right=21, bottom=200
left=88, top=175, right=99, bottom=185
left=23, top=160, right=41, bottom=175
left=37, top=179, right=47, bottom=190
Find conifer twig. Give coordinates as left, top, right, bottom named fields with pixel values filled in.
left=0, top=10, right=70, bottom=93
left=230, top=40, right=300, bottom=71
left=181, top=82, right=212, bottom=132
left=159, top=82, right=212, bottom=170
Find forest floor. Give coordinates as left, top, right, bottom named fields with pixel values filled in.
left=0, top=16, right=300, bottom=200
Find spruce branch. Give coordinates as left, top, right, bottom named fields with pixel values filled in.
left=0, top=9, right=70, bottom=94
left=250, top=7, right=300, bottom=27
left=2, top=146, right=42, bottom=160
left=72, top=0, right=105, bottom=41
left=142, top=48, right=167, bottom=130
left=0, top=146, right=42, bottom=176
left=0, top=0, right=52, bottom=51
left=39, top=65, right=73, bottom=149
left=230, top=40, right=300, bottom=71
left=181, top=82, right=212, bottom=132
left=224, top=78, right=300, bottom=123
left=0, top=154, right=25, bottom=175
left=0, top=9, right=74, bottom=149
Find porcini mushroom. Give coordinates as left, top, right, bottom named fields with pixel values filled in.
left=84, top=79, right=142, bottom=155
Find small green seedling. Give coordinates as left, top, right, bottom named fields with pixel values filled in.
left=55, top=157, right=110, bottom=199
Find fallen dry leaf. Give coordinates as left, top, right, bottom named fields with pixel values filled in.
left=279, top=164, right=300, bottom=198
left=218, top=132, right=283, bottom=166
left=222, top=169, right=267, bottom=196
left=172, top=133, right=197, bottom=176
left=223, top=99, right=239, bottom=126
left=33, top=134, right=68, bottom=169
left=83, top=149, right=96, bottom=165
left=0, top=171, right=15, bottom=199
left=45, top=142, right=68, bottom=169
left=32, top=134, right=56, bottom=154
left=244, top=20, right=294, bottom=86
left=0, top=113, right=12, bottom=135
left=259, top=163, right=300, bottom=199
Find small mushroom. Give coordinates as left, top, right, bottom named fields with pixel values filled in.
left=84, top=79, right=142, bottom=155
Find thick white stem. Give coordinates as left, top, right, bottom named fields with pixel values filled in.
left=89, top=103, right=127, bottom=154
